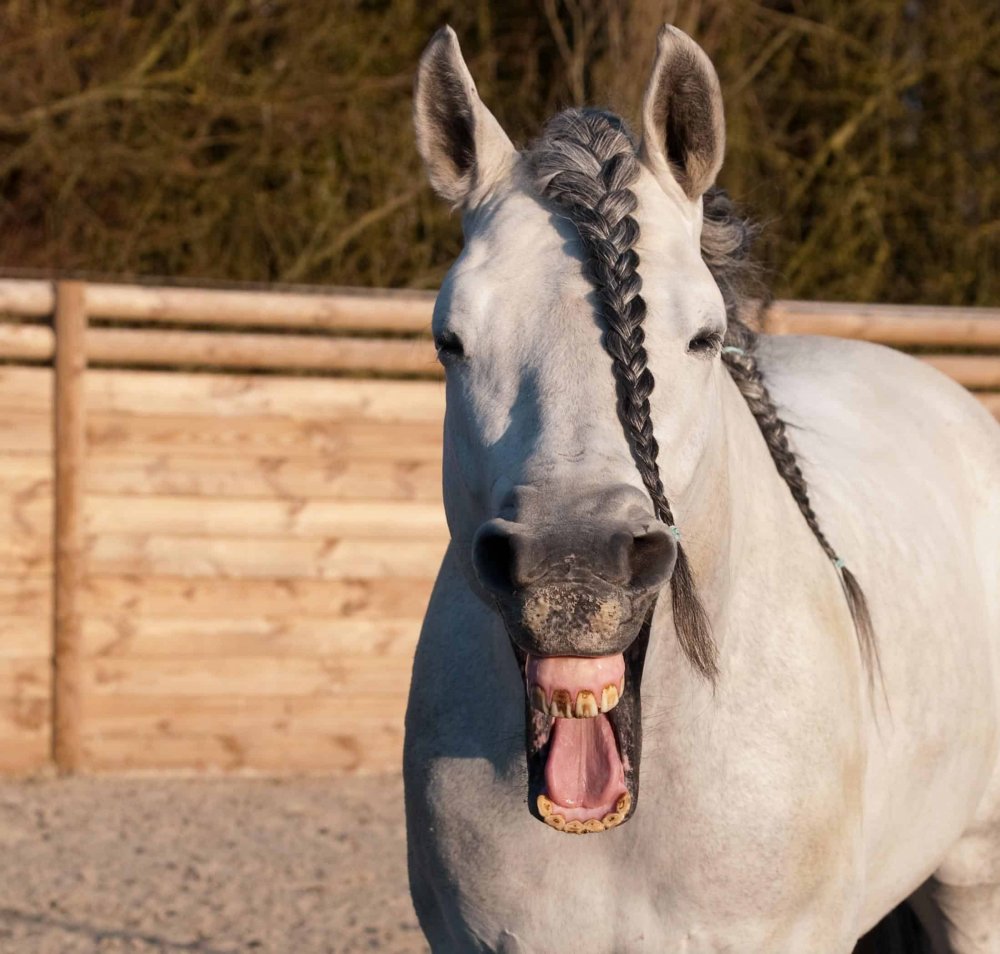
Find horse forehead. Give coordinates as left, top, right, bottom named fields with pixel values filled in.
left=449, top=173, right=719, bottom=331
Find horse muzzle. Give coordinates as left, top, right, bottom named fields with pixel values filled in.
left=471, top=514, right=672, bottom=833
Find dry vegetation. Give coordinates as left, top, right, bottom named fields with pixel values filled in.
left=0, top=0, right=997, bottom=303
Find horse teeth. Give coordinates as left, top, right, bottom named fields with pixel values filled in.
left=601, top=811, right=624, bottom=829
left=574, top=690, right=598, bottom=718
left=600, top=684, right=620, bottom=712
left=530, top=685, right=548, bottom=713
left=536, top=794, right=554, bottom=818
left=550, top=689, right=573, bottom=718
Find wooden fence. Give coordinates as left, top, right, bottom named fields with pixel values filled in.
left=0, top=278, right=997, bottom=776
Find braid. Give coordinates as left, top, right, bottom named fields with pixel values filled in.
left=704, top=188, right=879, bottom=680
left=530, top=109, right=717, bottom=679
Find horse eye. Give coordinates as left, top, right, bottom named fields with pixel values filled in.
left=434, top=330, right=465, bottom=365
left=687, top=330, right=723, bottom=356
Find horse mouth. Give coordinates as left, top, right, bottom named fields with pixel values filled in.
left=521, top=627, right=649, bottom=834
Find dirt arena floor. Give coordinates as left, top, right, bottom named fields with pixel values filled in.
left=0, top=774, right=426, bottom=954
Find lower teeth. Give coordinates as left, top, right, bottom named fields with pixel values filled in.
left=536, top=792, right=632, bottom=833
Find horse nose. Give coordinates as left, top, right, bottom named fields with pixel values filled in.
left=472, top=519, right=677, bottom=597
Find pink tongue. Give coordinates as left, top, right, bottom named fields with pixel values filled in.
left=545, top=713, right=625, bottom=809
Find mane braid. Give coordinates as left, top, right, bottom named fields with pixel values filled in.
left=528, top=108, right=717, bottom=680
left=705, top=189, right=881, bottom=685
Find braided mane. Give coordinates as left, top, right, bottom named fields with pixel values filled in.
left=528, top=108, right=878, bottom=683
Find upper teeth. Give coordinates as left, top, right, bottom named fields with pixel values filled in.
left=529, top=679, right=623, bottom=717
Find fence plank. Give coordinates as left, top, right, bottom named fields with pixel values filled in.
left=82, top=615, right=422, bottom=658
left=0, top=279, right=54, bottom=317
left=86, top=534, right=448, bottom=580
left=83, top=453, right=441, bottom=501
left=84, top=369, right=445, bottom=421
left=84, top=495, right=446, bottom=539
left=764, top=300, right=1000, bottom=346
left=0, top=323, right=55, bottom=360
left=81, top=575, right=437, bottom=619
left=83, top=654, right=414, bottom=696
left=53, top=280, right=87, bottom=773
left=85, top=282, right=434, bottom=334
left=85, top=412, right=443, bottom=461
left=79, top=727, right=403, bottom=774
left=87, top=327, right=441, bottom=377
left=919, top=356, right=1000, bottom=390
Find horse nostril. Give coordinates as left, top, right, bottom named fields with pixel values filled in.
left=627, top=528, right=677, bottom=591
left=472, top=521, right=543, bottom=595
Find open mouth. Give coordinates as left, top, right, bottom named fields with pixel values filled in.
left=520, top=623, right=650, bottom=834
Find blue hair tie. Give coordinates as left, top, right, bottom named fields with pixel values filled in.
left=722, top=346, right=746, bottom=356
left=833, top=557, right=846, bottom=570
left=668, top=525, right=682, bottom=541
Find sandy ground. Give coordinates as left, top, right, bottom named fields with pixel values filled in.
left=0, top=774, right=427, bottom=954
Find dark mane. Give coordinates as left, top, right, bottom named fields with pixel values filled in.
left=527, top=107, right=879, bottom=684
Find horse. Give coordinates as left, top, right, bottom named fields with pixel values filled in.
left=403, top=24, right=1000, bottom=953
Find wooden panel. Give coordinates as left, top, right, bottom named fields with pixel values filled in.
left=83, top=654, right=413, bottom=696
left=765, top=300, right=1000, bottom=346
left=84, top=453, right=441, bottom=501
left=920, top=356, right=1000, bottom=389
left=79, top=726, right=403, bottom=774
left=0, top=658, right=50, bottom=698
left=81, top=575, right=437, bottom=619
left=977, top=392, right=1000, bottom=418
left=0, top=322, right=54, bottom=360
left=82, top=615, right=421, bottom=658
left=87, top=327, right=441, bottom=377
left=84, top=369, right=445, bottom=421
left=0, top=412, right=53, bottom=453
left=0, top=618, right=51, bottom=658
left=85, top=282, right=434, bottom=334
left=85, top=495, right=446, bottom=539
left=0, top=576, right=52, bottom=617
left=86, top=412, right=442, bottom=461
left=86, top=534, right=447, bottom=580
left=0, top=279, right=54, bottom=317
left=0, top=365, right=53, bottom=411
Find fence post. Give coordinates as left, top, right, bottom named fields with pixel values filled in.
left=52, top=281, right=87, bottom=773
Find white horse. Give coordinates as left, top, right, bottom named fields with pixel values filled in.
left=404, top=24, right=1000, bottom=953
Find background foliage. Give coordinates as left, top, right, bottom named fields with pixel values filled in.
left=1, top=0, right=997, bottom=304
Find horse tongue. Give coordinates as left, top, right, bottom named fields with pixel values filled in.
left=545, top=714, right=624, bottom=809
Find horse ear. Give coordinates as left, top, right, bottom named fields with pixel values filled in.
left=414, top=27, right=516, bottom=207
left=639, top=25, right=725, bottom=205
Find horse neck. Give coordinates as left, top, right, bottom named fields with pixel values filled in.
left=649, top=371, right=824, bottom=681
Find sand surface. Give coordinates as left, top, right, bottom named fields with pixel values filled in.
left=0, top=775, right=427, bottom=954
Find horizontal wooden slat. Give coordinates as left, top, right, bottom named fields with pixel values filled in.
left=0, top=576, right=51, bottom=617
left=0, top=657, right=50, bottom=698
left=0, top=322, right=54, bottom=360
left=765, top=300, right=1000, bottom=347
left=79, top=726, right=402, bottom=774
left=0, top=416, right=51, bottom=453
left=0, top=366, right=51, bottom=412
left=85, top=282, right=435, bottom=334
left=83, top=693, right=406, bottom=723
left=83, top=453, right=441, bottom=501
left=977, top=392, right=1000, bottom=418
left=82, top=615, right=421, bottom=658
left=85, top=495, right=445, bottom=540
left=81, top=575, right=437, bottom=619
left=86, top=534, right=447, bottom=579
left=0, top=279, right=54, bottom=317
left=0, top=733, right=51, bottom=774
left=84, top=368, right=445, bottom=421
left=0, top=618, right=51, bottom=658
left=84, top=411, right=442, bottom=461
left=87, top=327, right=441, bottom=377
left=920, top=355, right=1000, bottom=389
left=83, top=654, right=413, bottom=695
